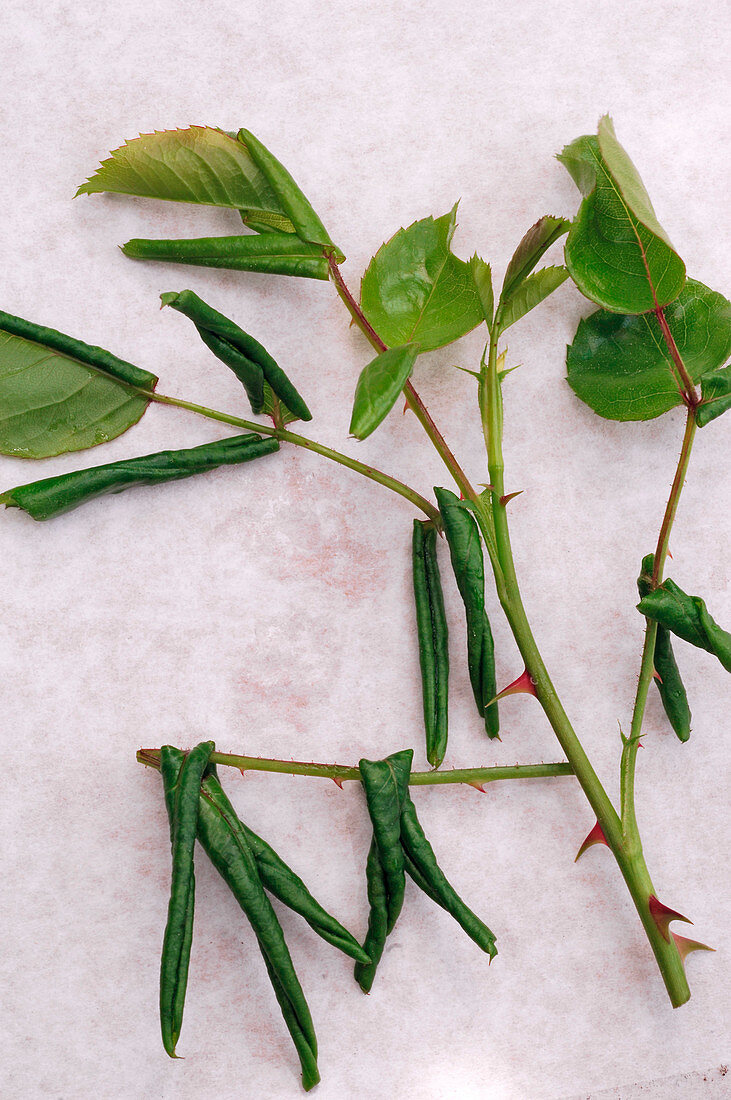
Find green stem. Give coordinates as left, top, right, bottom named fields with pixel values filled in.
left=138, top=388, right=440, bottom=523
left=477, top=321, right=690, bottom=1007
left=137, top=747, right=572, bottom=786
left=620, top=409, right=697, bottom=842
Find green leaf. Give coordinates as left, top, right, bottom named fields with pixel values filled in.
left=0, top=310, right=156, bottom=459
left=77, top=126, right=297, bottom=228
left=412, top=520, right=449, bottom=768
left=237, top=129, right=343, bottom=261
left=697, top=363, right=731, bottom=427
left=566, top=280, right=731, bottom=421
left=500, top=215, right=570, bottom=302
left=470, top=255, right=494, bottom=331
left=559, top=116, right=686, bottom=314
left=161, top=290, right=311, bottom=422
left=159, top=741, right=214, bottom=1057
left=638, top=579, right=731, bottom=673
left=637, top=554, right=691, bottom=742
left=0, top=433, right=279, bottom=520
left=348, top=343, right=418, bottom=440
left=360, top=206, right=483, bottom=352
left=498, top=266, right=568, bottom=332
left=434, top=486, right=498, bottom=737
left=122, top=234, right=329, bottom=280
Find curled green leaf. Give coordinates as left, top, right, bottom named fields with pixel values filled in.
left=0, top=310, right=156, bottom=459
left=121, top=234, right=330, bottom=280
left=161, top=289, right=312, bottom=422
left=360, top=206, right=483, bottom=351
left=412, top=520, right=449, bottom=768
left=196, top=772, right=319, bottom=1090
left=638, top=579, right=731, bottom=673
left=349, top=343, right=418, bottom=440
left=434, top=487, right=498, bottom=737
left=559, top=116, right=686, bottom=314
left=566, top=280, right=731, bottom=421
left=159, top=741, right=214, bottom=1057
left=237, top=128, right=344, bottom=261
left=200, top=773, right=368, bottom=964
left=0, top=433, right=280, bottom=520
left=637, top=555, right=691, bottom=742
left=400, top=793, right=497, bottom=959
left=470, top=255, right=494, bottom=332
left=354, top=750, right=412, bottom=992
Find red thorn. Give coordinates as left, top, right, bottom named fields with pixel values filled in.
left=671, top=932, right=715, bottom=965
left=667, top=548, right=673, bottom=560
left=331, top=777, right=344, bottom=789
left=402, top=399, right=409, bottom=415
left=499, top=490, right=524, bottom=508
left=648, top=895, right=693, bottom=941
left=575, top=820, right=609, bottom=862
left=467, top=781, right=487, bottom=793
left=239, top=769, right=246, bottom=778
left=492, top=668, right=537, bottom=703
left=652, top=668, right=664, bottom=683
left=459, top=491, right=465, bottom=501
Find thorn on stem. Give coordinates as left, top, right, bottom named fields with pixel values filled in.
left=239, top=769, right=246, bottom=778
left=491, top=668, right=537, bottom=705
left=331, top=777, right=344, bottom=789
left=467, top=781, right=487, bottom=793
left=648, top=895, right=693, bottom=941
left=499, top=490, right=524, bottom=508
left=672, top=932, right=714, bottom=967
left=575, top=820, right=609, bottom=862
left=653, top=668, right=664, bottom=683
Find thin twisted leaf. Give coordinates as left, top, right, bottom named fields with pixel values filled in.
left=400, top=793, right=497, bottom=958
left=196, top=775, right=318, bottom=1089
left=435, top=487, right=498, bottom=737
left=200, top=773, right=368, bottom=964
left=161, top=289, right=311, bottom=422
left=697, top=363, right=731, bottom=427
left=566, top=280, right=731, bottom=421
left=159, top=741, right=214, bottom=1057
left=360, top=206, right=483, bottom=351
left=497, top=266, right=568, bottom=332
left=412, top=520, right=449, bottom=767
left=0, top=434, right=279, bottom=520
left=237, top=128, right=343, bottom=260
left=349, top=343, right=418, bottom=440
left=122, top=234, right=330, bottom=280
left=638, top=581, right=731, bottom=673
left=637, top=555, right=691, bottom=741
left=559, top=117, right=686, bottom=314
left=0, top=310, right=156, bottom=458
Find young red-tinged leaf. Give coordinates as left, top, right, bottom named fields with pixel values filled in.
left=470, top=255, right=494, bottom=331
left=360, top=206, right=483, bottom=351
left=499, top=215, right=570, bottom=302
left=566, top=280, right=731, bottom=422
left=77, top=126, right=296, bottom=227
left=0, top=310, right=157, bottom=459
left=349, top=343, right=419, bottom=440
left=559, top=117, right=686, bottom=314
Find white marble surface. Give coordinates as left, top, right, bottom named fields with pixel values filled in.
left=0, top=2, right=729, bottom=1097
